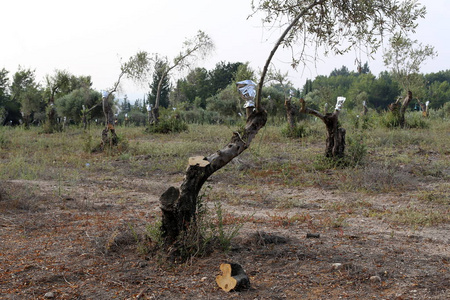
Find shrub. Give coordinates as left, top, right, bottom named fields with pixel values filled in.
left=148, top=117, right=188, bottom=134
left=281, top=123, right=308, bottom=138
left=344, top=133, right=367, bottom=166
left=380, top=111, right=402, bottom=128
left=404, top=112, right=429, bottom=129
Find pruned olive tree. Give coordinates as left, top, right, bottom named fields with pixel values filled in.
left=383, top=33, right=436, bottom=127
left=150, top=30, right=214, bottom=125
left=159, top=0, right=427, bottom=250
left=100, top=51, right=150, bottom=150
left=383, top=32, right=437, bottom=96
left=300, top=96, right=347, bottom=158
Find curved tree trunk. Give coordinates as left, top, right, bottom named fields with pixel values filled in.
left=160, top=110, right=267, bottom=244
left=101, top=96, right=118, bottom=149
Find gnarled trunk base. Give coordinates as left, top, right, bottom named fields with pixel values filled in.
left=300, top=98, right=346, bottom=159
left=323, top=113, right=346, bottom=158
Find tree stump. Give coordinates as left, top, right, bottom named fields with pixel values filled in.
left=101, top=94, right=118, bottom=149
left=284, top=98, right=297, bottom=129
left=387, top=91, right=413, bottom=127
left=299, top=98, right=346, bottom=159
left=216, top=263, right=250, bottom=292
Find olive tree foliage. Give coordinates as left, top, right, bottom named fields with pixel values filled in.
left=100, top=51, right=151, bottom=149
left=383, top=32, right=437, bottom=97
left=11, top=67, right=43, bottom=128
left=251, top=0, right=426, bottom=108
left=55, top=88, right=102, bottom=123
left=150, top=30, right=214, bottom=123
left=43, top=70, right=94, bottom=132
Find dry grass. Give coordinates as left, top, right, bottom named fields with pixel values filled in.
left=1, top=118, right=449, bottom=299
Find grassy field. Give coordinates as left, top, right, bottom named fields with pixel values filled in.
left=0, top=113, right=449, bottom=299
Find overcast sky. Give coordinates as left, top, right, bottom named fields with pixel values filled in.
left=2, top=0, right=449, bottom=101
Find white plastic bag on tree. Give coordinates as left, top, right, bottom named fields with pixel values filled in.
left=236, top=80, right=256, bottom=108
left=335, top=96, right=346, bottom=111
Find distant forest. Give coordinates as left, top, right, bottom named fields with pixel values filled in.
left=1, top=62, right=449, bottom=126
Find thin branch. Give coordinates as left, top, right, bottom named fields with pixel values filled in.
left=256, top=0, right=324, bottom=111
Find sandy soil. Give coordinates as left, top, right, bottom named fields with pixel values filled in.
left=1, top=168, right=449, bottom=299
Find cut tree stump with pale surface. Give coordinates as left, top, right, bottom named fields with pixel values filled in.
left=216, top=263, right=250, bottom=292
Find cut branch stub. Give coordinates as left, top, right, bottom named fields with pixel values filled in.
left=188, top=156, right=210, bottom=167
left=216, top=263, right=250, bottom=292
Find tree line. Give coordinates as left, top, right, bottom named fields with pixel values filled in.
left=1, top=63, right=449, bottom=128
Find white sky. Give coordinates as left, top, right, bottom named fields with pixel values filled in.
left=2, top=0, right=449, bottom=101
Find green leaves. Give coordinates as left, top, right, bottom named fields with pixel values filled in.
left=252, top=0, right=428, bottom=67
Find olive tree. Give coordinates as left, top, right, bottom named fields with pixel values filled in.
left=383, top=33, right=436, bottom=126
left=43, top=70, right=71, bottom=133
left=11, top=67, right=43, bottom=129
left=100, top=51, right=151, bottom=150
left=159, top=0, right=427, bottom=250
left=150, top=30, right=214, bottom=125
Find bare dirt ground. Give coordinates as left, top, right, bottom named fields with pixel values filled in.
left=1, top=164, right=449, bottom=300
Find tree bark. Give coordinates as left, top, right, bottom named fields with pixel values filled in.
left=45, top=103, right=58, bottom=133
left=388, top=91, right=412, bottom=127
left=151, top=107, right=159, bottom=126
left=160, top=110, right=267, bottom=244
left=101, top=96, right=118, bottom=149
left=284, top=98, right=296, bottom=129
left=300, top=98, right=346, bottom=158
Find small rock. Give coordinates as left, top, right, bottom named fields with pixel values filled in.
left=138, top=261, right=148, bottom=268
left=331, top=263, right=343, bottom=270
left=306, top=233, right=320, bottom=238
left=370, top=275, right=381, bottom=283
left=44, top=292, right=55, bottom=299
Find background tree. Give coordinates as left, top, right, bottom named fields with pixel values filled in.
left=158, top=0, right=426, bottom=252
left=383, top=33, right=436, bottom=127
left=266, top=68, right=298, bottom=128
left=172, top=67, right=209, bottom=108
left=55, top=88, right=102, bottom=124
left=43, top=70, right=70, bottom=133
left=369, top=71, right=401, bottom=110
left=383, top=33, right=437, bottom=97
left=0, top=68, right=16, bottom=125
left=150, top=30, right=214, bottom=124
left=101, top=51, right=150, bottom=150
left=148, top=59, right=171, bottom=110
left=209, top=61, right=243, bottom=94
left=11, top=67, right=43, bottom=128
left=233, top=62, right=256, bottom=83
